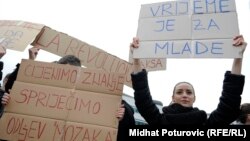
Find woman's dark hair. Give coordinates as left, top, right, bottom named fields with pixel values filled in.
left=237, top=103, right=250, bottom=123
left=58, top=55, right=81, bottom=67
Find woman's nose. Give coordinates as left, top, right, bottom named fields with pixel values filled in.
left=182, top=92, right=188, bottom=97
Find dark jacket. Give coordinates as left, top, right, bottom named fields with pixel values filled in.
left=0, top=89, right=5, bottom=117
left=131, top=69, right=245, bottom=126
left=117, top=100, right=135, bottom=141
left=0, top=63, right=18, bottom=141
left=0, top=63, right=20, bottom=118
left=5, top=64, right=20, bottom=94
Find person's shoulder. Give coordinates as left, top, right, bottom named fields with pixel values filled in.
left=231, top=121, right=244, bottom=125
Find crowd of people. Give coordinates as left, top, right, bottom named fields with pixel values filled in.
left=0, top=34, right=249, bottom=141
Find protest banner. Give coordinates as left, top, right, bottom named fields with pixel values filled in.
left=0, top=19, right=166, bottom=87
left=0, top=59, right=124, bottom=141
left=133, top=0, right=243, bottom=59
left=0, top=20, right=44, bottom=51
left=32, top=27, right=165, bottom=87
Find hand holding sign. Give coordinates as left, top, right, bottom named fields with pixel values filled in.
left=130, top=37, right=142, bottom=73
left=116, top=104, right=125, bottom=121
left=233, top=35, right=247, bottom=56
left=130, top=37, right=139, bottom=49
left=28, top=47, right=40, bottom=60
left=231, top=35, right=247, bottom=75
left=1, top=92, right=10, bottom=106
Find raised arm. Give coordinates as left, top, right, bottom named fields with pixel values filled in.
left=130, top=37, right=142, bottom=73
left=29, top=47, right=40, bottom=60
left=130, top=37, right=164, bottom=125
left=231, top=35, right=247, bottom=75
left=207, top=35, right=247, bottom=125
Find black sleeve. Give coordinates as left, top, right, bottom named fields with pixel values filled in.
left=117, top=100, right=135, bottom=141
left=131, top=69, right=162, bottom=125
left=0, top=89, right=5, bottom=118
left=5, top=63, right=20, bottom=93
left=120, top=100, right=135, bottom=126
left=207, top=71, right=245, bottom=125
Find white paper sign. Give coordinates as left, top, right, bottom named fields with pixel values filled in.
left=192, top=13, right=239, bottom=39
left=134, top=0, right=240, bottom=59
left=137, top=15, right=191, bottom=41
left=133, top=39, right=242, bottom=58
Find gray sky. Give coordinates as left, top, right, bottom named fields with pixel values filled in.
left=0, top=0, right=250, bottom=113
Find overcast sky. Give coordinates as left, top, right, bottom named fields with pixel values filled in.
left=0, top=0, right=250, bottom=113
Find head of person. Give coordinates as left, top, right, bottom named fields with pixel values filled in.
left=171, top=82, right=195, bottom=107
left=58, top=55, right=81, bottom=67
left=237, top=103, right=250, bottom=124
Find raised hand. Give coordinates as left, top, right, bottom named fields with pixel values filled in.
left=130, top=37, right=142, bottom=73
left=116, top=104, right=125, bottom=121
left=29, top=47, right=40, bottom=60
left=231, top=35, right=247, bottom=75
left=130, top=37, right=139, bottom=49
left=233, top=35, right=247, bottom=56
left=1, top=92, right=10, bottom=106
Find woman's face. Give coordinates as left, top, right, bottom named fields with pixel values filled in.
left=246, top=114, right=250, bottom=125
left=172, top=82, right=195, bottom=107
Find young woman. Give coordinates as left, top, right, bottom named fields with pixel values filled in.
left=130, top=35, right=247, bottom=125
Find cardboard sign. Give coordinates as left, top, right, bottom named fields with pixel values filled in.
left=137, top=15, right=192, bottom=41
left=7, top=82, right=121, bottom=128
left=191, top=0, right=236, bottom=14
left=0, top=20, right=165, bottom=86
left=0, top=113, right=117, bottom=141
left=192, top=13, right=239, bottom=39
left=133, top=40, right=191, bottom=58
left=139, top=0, right=191, bottom=18
left=0, top=20, right=44, bottom=51
left=139, top=0, right=236, bottom=18
left=76, top=69, right=124, bottom=95
left=17, top=59, right=80, bottom=89
left=134, top=0, right=241, bottom=59
left=67, top=90, right=121, bottom=128
left=128, top=48, right=166, bottom=71
left=0, top=59, right=124, bottom=141
left=133, top=39, right=242, bottom=58
left=32, top=27, right=166, bottom=87
left=5, top=81, right=72, bottom=120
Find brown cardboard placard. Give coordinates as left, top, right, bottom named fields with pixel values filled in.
left=0, top=20, right=44, bottom=51
left=0, top=59, right=124, bottom=141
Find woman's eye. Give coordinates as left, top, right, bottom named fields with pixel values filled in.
left=176, top=91, right=182, bottom=94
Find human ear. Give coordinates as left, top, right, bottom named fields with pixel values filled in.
left=172, top=95, right=175, bottom=102
left=193, top=96, right=196, bottom=103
